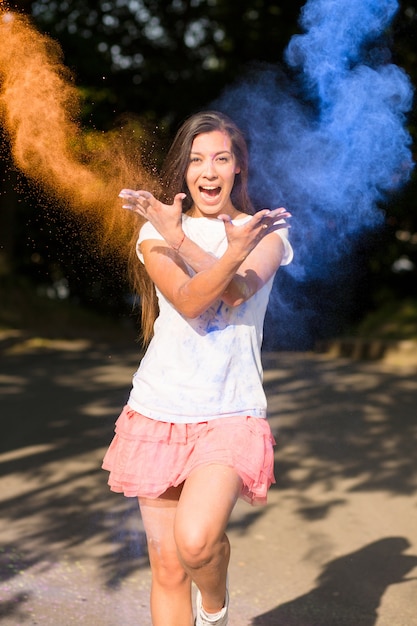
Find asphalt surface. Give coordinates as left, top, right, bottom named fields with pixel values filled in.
left=0, top=331, right=416, bottom=625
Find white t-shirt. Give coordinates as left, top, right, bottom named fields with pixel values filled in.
left=127, top=213, right=293, bottom=424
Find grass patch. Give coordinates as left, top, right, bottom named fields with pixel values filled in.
left=354, top=298, right=417, bottom=340
left=0, top=280, right=137, bottom=342
left=2, top=281, right=416, bottom=344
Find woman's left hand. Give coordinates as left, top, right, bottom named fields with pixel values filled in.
left=119, top=189, right=186, bottom=248
left=218, top=207, right=291, bottom=258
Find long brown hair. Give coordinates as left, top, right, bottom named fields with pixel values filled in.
left=130, top=110, right=254, bottom=344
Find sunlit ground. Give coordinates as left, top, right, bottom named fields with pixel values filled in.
left=0, top=332, right=416, bottom=625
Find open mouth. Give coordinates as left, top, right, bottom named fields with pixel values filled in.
left=200, top=186, right=221, bottom=198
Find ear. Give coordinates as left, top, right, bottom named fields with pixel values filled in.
left=235, top=166, right=241, bottom=174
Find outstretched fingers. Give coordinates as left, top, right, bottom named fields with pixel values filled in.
left=219, top=208, right=291, bottom=251
left=257, top=207, right=292, bottom=235
left=119, top=188, right=155, bottom=215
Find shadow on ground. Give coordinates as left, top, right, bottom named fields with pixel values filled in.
left=262, top=352, right=417, bottom=497
left=0, top=332, right=149, bottom=621
left=252, top=537, right=417, bottom=626
left=1, top=334, right=416, bottom=624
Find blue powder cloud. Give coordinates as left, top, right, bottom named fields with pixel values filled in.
left=214, top=0, right=414, bottom=347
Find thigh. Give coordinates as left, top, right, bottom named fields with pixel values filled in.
left=175, top=464, right=243, bottom=545
left=139, top=485, right=184, bottom=562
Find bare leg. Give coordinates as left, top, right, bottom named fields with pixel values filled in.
left=139, top=486, right=194, bottom=626
left=175, top=464, right=243, bottom=614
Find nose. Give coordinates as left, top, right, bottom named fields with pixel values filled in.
left=202, top=158, right=217, bottom=178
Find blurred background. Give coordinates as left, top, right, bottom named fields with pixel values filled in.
left=0, top=0, right=416, bottom=349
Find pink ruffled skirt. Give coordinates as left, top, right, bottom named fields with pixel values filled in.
left=102, top=405, right=276, bottom=505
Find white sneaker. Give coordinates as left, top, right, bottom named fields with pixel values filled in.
left=195, top=583, right=229, bottom=626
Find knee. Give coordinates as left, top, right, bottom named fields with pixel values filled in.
left=175, top=529, right=218, bottom=570
left=148, top=540, right=188, bottom=590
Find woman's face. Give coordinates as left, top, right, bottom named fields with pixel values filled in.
left=185, top=130, right=241, bottom=218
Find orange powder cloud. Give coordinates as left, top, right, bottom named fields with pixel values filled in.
left=0, top=8, right=156, bottom=259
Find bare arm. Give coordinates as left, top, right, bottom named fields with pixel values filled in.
left=140, top=229, right=286, bottom=318
left=172, top=211, right=289, bottom=306
left=121, top=189, right=291, bottom=312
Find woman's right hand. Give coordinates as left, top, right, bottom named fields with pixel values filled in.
left=119, top=189, right=186, bottom=249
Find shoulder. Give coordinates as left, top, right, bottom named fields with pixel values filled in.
left=274, top=229, right=293, bottom=266
left=138, top=221, right=164, bottom=242
left=136, top=221, right=165, bottom=263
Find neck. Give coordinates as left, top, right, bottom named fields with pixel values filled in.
left=187, top=204, right=242, bottom=220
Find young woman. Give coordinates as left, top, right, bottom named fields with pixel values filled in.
left=102, top=110, right=293, bottom=626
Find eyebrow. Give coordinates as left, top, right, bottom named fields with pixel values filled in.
left=189, top=150, right=232, bottom=156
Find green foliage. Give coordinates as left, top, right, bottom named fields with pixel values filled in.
left=355, top=298, right=417, bottom=340
left=1, top=0, right=416, bottom=341
left=25, top=0, right=305, bottom=129
left=0, top=276, right=135, bottom=340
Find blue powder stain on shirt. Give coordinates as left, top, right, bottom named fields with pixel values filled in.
left=205, top=302, right=229, bottom=333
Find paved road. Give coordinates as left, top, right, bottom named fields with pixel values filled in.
left=1, top=332, right=416, bottom=625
